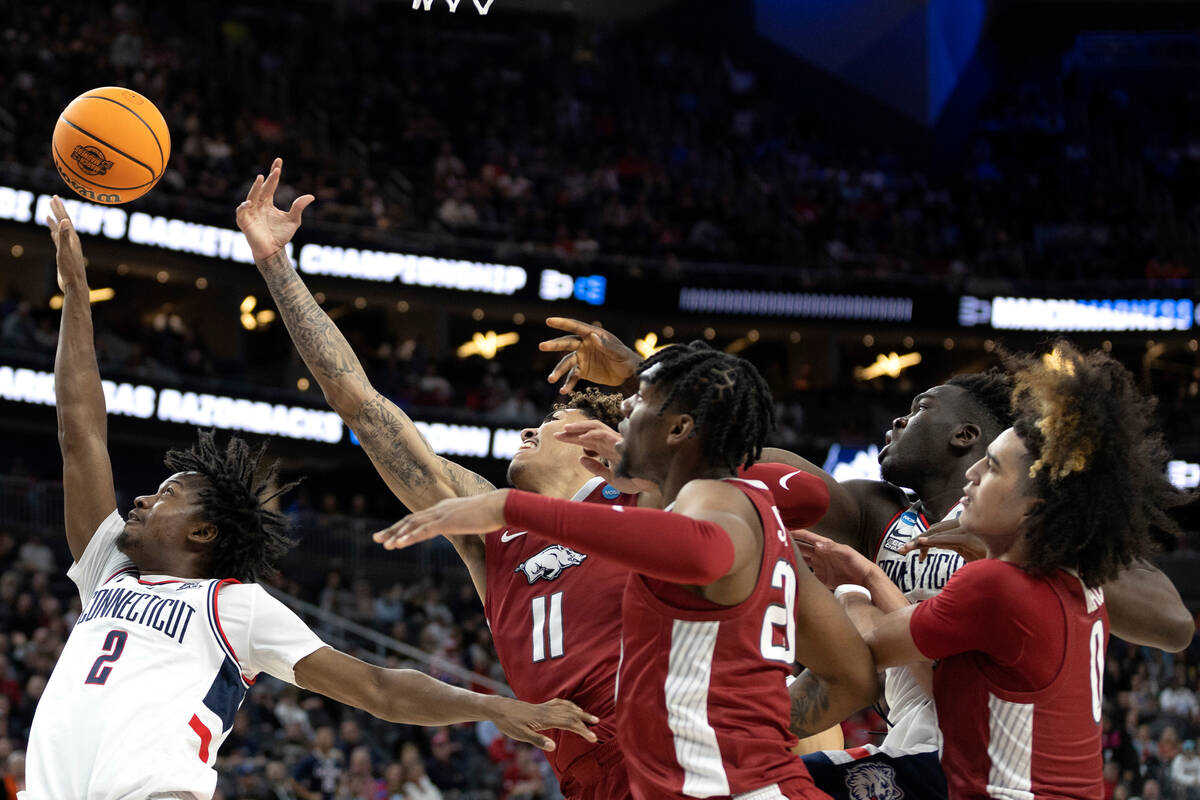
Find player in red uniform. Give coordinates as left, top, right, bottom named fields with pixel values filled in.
left=841, top=342, right=1193, bottom=799
left=241, top=160, right=834, bottom=799
left=375, top=342, right=880, bottom=799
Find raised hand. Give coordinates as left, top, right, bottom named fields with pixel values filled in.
left=373, top=490, right=510, bottom=550
left=793, top=529, right=879, bottom=590
left=539, top=317, right=641, bottom=393
left=45, top=196, right=86, bottom=292
left=236, top=157, right=315, bottom=262
left=489, top=696, right=599, bottom=751
left=898, top=517, right=986, bottom=563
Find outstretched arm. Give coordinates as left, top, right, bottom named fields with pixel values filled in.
left=294, top=646, right=597, bottom=751
left=237, top=159, right=493, bottom=591
left=1104, top=560, right=1194, bottom=652
left=48, top=197, right=116, bottom=561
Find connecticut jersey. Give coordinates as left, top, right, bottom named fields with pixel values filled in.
left=484, top=477, right=636, bottom=781
left=873, top=499, right=964, bottom=755
left=616, top=477, right=819, bottom=800
left=23, top=511, right=325, bottom=800
left=911, top=561, right=1109, bottom=799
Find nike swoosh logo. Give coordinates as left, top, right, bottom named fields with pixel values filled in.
left=500, top=530, right=528, bottom=543
left=779, top=470, right=804, bottom=490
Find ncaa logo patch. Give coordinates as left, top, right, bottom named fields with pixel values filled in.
left=882, top=510, right=924, bottom=553
left=844, top=762, right=904, bottom=800
left=71, top=145, right=114, bottom=175
left=601, top=484, right=621, bottom=500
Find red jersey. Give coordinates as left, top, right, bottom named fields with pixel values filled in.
left=615, top=477, right=820, bottom=800
left=484, top=477, right=636, bottom=780
left=910, top=560, right=1109, bottom=800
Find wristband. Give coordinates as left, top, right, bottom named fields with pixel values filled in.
left=834, top=584, right=872, bottom=602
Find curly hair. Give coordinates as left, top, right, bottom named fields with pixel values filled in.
left=945, top=369, right=1015, bottom=439
left=163, top=430, right=301, bottom=583
left=1005, top=341, right=1189, bottom=587
left=552, top=387, right=624, bottom=431
left=636, top=341, right=775, bottom=472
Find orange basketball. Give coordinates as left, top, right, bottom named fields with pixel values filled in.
left=51, top=87, right=171, bottom=205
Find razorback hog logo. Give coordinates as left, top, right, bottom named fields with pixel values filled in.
left=71, top=145, right=114, bottom=176
left=844, top=762, right=904, bottom=800
left=515, top=545, right=586, bottom=584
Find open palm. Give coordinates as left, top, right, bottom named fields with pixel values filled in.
left=235, top=157, right=315, bottom=262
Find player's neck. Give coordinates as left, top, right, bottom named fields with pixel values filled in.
left=135, top=556, right=206, bottom=580
left=527, top=465, right=597, bottom=501
left=660, top=460, right=731, bottom=507
left=913, top=453, right=978, bottom=520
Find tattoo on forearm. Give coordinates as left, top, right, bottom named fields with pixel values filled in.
left=788, top=671, right=831, bottom=738
left=258, top=251, right=366, bottom=384
left=442, top=460, right=496, bottom=497
left=350, top=395, right=437, bottom=492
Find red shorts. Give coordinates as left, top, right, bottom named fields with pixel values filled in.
left=557, top=737, right=633, bottom=800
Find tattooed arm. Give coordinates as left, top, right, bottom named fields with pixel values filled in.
left=786, top=545, right=880, bottom=738
left=236, top=158, right=493, bottom=596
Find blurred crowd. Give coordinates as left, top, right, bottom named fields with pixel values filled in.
left=1, top=2, right=1199, bottom=286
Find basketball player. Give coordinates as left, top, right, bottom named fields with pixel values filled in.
left=849, top=341, right=1191, bottom=798
left=540, top=317, right=1193, bottom=799
left=374, top=342, right=881, bottom=799
left=239, top=159, right=833, bottom=800
left=23, top=197, right=598, bottom=800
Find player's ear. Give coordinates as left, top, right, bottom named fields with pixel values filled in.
left=950, top=422, right=981, bottom=452
left=189, top=522, right=218, bottom=544
left=667, top=413, right=694, bottom=445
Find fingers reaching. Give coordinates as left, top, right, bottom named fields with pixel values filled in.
left=545, top=317, right=598, bottom=336
left=289, top=193, right=316, bottom=223
left=539, top=334, right=584, bottom=353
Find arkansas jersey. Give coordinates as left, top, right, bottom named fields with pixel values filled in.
left=616, top=477, right=818, bottom=800
left=484, top=476, right=636, bottom=779
left=911, top=561, right=1108, bottom=799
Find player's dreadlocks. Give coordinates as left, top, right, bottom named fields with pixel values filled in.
left=636, top=341, right=775, bottom=472
left=945, top=369, right=1015, bottom=439
left=163, top=430, right=301, bottom=583
left=1005, top=340, right=1190, bottom=587
left=553, top=387, right=624, bottom=430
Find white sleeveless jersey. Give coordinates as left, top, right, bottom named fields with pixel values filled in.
left=22, top=511, right=325, bottom=800
left=871, top=499, right=964, bottom=756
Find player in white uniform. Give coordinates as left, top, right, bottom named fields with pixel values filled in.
left=22, top=196, right=599, bottom=800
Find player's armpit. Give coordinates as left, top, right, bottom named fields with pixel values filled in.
left=1103, top=559, right=1193, bottom=652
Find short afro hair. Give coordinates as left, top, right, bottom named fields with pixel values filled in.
left=636, top=341, right=775, bottom=472
left=552, top=387, right=624, bottom=431
left=945, top=369, right=1015, bottom=439
left=1005, top=341, right=1191, bottom=587
left=163, top=430, right=300, bottom=583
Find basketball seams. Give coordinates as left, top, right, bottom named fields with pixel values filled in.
left=58, top=118, right=157, bottom=185
left=83, top=93, right=166, bottom=173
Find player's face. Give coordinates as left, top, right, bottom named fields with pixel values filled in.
left=879, top=384, right=966, bottom=487
left=506, top=408, right=593, bottom=489
left=117, top=471, right=209, bottom=560
left=615, top=372, right=672, bottom=481
left=958, top=428, right=1038, bottom=552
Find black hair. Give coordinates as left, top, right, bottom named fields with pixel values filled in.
left=636, top=341, right=775, bottom=471
left=945, top=369, right=1016, bottom=439
left=1006, top=341, right=1190, bottom=587
left=552, top=387, right=624, bottom=431
left=163, top=430, right=301, bottom=583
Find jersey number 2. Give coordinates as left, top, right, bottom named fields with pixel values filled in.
left=760, top=560, right=797, bottom=664
left=85, top=629, right=128, bottom=685
left=532, top=592, right=564, bottom=663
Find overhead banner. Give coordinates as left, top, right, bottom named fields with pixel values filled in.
left=958, top=295, right=1195, bottom=332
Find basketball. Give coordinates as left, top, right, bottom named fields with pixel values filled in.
left=51, top=87, right=171, bottom=205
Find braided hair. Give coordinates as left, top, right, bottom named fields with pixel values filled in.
left=163, top=430, right=301, bottom=583
left=1005, top=341, right=1189, bottom=587
left=636, top=342, right=775, bottom=472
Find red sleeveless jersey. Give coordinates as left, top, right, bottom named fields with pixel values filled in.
left=484, top=477, right=636, bottom=780
left=615, top=477, right=820, bottom=800
left=911, top=560, right=1109, bottom=799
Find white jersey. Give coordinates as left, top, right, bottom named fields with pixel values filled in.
left=22, top=510, right=325, bottom=800
left=870, top=499, right=964, bottom=755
